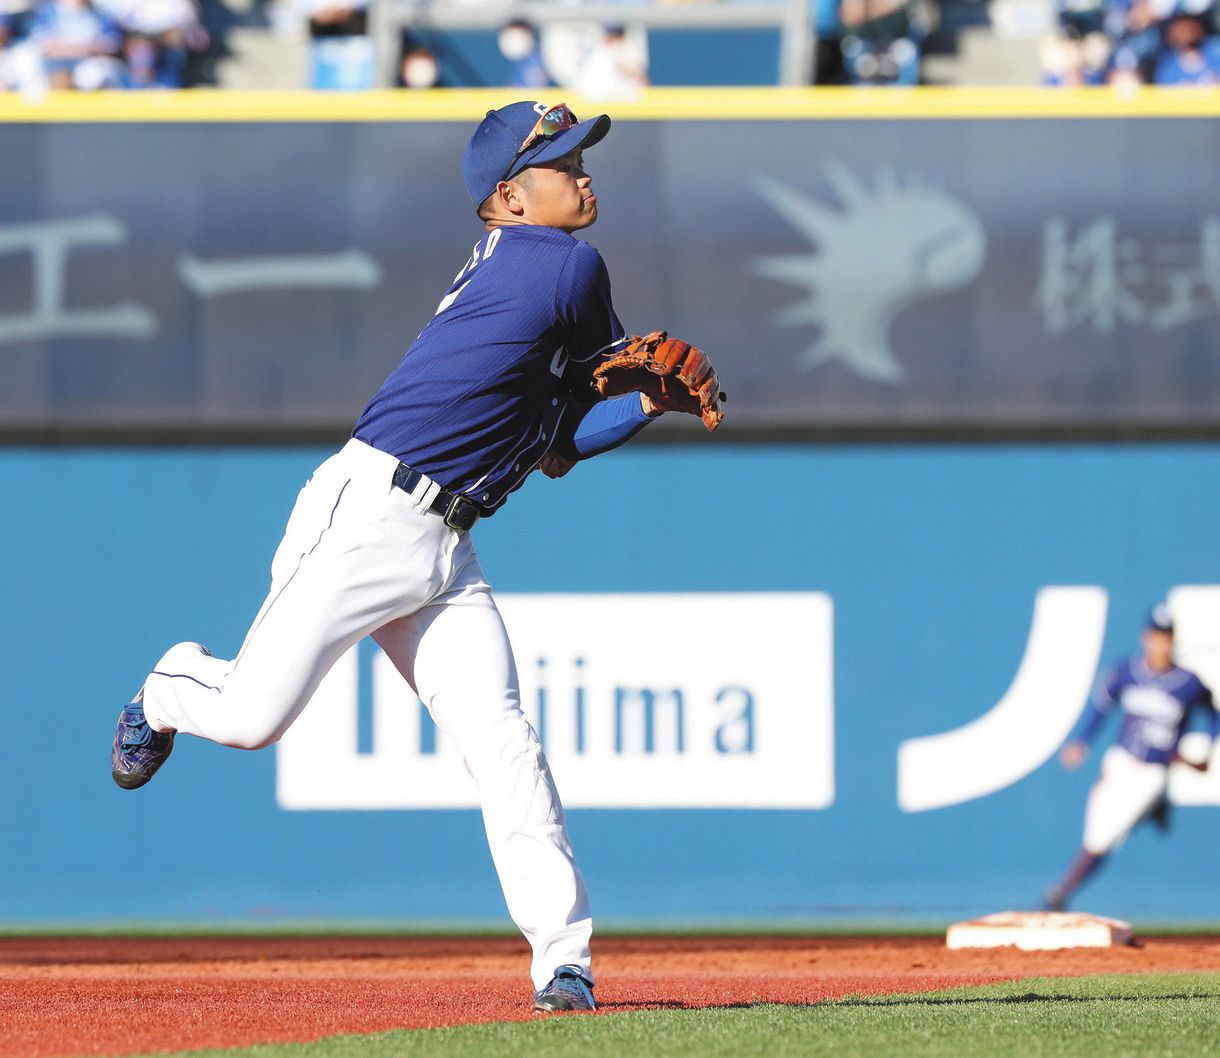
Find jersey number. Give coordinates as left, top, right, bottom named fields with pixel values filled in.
left=435, top=229, right=502, bottom=317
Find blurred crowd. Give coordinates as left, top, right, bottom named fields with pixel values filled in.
left=813, top=0, right=937, bottom=85
left=0, top=0, right=208, bottom=91
left=1041, top=0, right=1220, bottom=85
left=2, top=0, right=1219, bottom=92
left=393, top=19, right=649, bottom=96
left=1039, top=0, right=1220, bottom=84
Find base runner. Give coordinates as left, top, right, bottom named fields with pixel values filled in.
left=1045, top=603, right=1217, bottom=911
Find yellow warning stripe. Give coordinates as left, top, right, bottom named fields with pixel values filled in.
left=0, top=86, right=1218, bottom=123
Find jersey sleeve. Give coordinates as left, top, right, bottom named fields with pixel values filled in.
left=555, top=242, right=626, bottom=385
left=1075, top=664, right=1124, bottom=743
left=553, top=392, right=655, bottom=461
left=1193, top=677, right=1220, bottom=740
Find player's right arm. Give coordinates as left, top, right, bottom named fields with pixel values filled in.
left=1061, top=664, right=1124, bottom=768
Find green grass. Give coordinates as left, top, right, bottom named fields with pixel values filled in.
left=121, top=973, right=1220, bottom=1058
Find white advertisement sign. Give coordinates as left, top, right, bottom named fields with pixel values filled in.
left=277, top=592, right=834, bottom=810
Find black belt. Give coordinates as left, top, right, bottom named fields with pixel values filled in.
left=392, top=464, right=483, bottom=531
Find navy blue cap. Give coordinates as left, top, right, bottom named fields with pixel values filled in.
left=1146, top=603, right=1174, bottom=633
left=462, top=101, right=611, bottom=207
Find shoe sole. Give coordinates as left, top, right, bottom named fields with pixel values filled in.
left=531, top=998, right=595, bottom=1014
left=112, top=769, right=153, bottom=790
left=111, top=733, right=174, bottom=791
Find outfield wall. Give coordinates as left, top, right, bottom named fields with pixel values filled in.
left=4, top=443, right=1219, bottom=926
left=1, top=89, right=1220, bottom=438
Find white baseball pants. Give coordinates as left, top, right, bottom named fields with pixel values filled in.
left=141, top=438, right=593, bottom=990
left=1082, top=745, right=1169, bottom=855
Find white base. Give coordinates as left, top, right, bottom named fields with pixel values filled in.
left=946, top=910, right=1134, bottom=951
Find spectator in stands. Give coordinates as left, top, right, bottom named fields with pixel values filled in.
left=575, top=23, right=648, bottom=99
left=396, top=43, right=441, bottom=89
left=837, top=0, right=931, bottom=85
left=812, top=0, right=848, bottom=83
left=1057, top=0, right=1108, bottom=37
left=1040, top=29, right=1112, bottom=83
left=0, top=5, right=18, bottom=86
left=1105, top=42, right=1147, bottom=84
left=112, top=29, right=178, bottom=86
left=0, top=3, right=41, bottom=92
left=0, top=3, right=19, bottom=48
left=299, top=0, right=373, bottom=90
left=1104, top=0, right=1172, bottom=80
left=27, top=0, right=121, bottom=89
left=94, top=0, right=207, bottom=87
left=1154, top=13, right=1220, bottom=80
left=497, top=19, right=552, bottom=88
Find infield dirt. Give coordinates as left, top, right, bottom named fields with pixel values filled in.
left=2, top=934, right=1218, bottom=1058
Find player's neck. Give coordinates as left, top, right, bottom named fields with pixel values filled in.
left=484, top=218, right=579, bottom=234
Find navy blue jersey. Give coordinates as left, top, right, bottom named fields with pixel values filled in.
left=1077, top=654, right=1218, bottom=765
left=354, top=225, right=638, bottom=512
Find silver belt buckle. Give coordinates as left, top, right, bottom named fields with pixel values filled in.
left=443, top=495, right=480, bottom=531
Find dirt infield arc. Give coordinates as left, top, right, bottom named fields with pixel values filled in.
left=2, top=934, right=1218, bottom=1058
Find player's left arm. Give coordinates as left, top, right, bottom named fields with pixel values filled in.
left=542, top=244, right=664, bottom=475
left=1176, top=679, right=1218, bottom=772
left=542, top=391, right=656, bottom=477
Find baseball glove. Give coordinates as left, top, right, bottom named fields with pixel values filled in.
left=593, top=331, right=725, bottom=431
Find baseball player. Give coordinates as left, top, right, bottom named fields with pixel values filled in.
left=1044, top=603, right=1217, bottom=911
left=110, top=101, right=724, bottom=1013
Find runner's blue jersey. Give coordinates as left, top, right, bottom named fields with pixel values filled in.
left=1076, top=655, right=1218, bottom=765
left=354, top=225, right=649, bottom=513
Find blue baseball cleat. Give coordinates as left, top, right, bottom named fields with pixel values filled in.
left=532, top=964, right=596, bottom=1013
left=111, top=694, right=175, bottom=790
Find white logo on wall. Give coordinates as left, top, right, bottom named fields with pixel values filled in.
left=276, top=592, right=835, bottom=810
left=751, top=165, right=986, bottom=382
left=897, top=585, right=1220, bottom=813
left=897, top=587, right=1108, bottom=813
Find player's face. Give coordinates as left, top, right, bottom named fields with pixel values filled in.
left=1142, top=629, right=1174, bottom=671
left=516, top=150, right=598, bottom=232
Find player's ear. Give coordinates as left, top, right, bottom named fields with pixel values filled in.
left=496, top=179, right=527, bottom=217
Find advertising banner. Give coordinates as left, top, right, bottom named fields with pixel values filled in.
left=2, top=116, right=1219, bottom=434
left=277, top=593, right=835, bottom=810
left=4, top=443, right=1220, bottom=924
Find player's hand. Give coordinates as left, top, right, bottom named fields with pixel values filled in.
left=1060, top=742, right=1087, bottom=770
left=639, top=391, right=666, bottom=417
left=537, top=452, right=576, bottom=479
left=1171, top=749, right=1209, bottom=772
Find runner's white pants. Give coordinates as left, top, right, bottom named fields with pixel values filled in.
left=142, top=438, right=593, bottom=990
left=1082, top=745, right=1169, bottom=855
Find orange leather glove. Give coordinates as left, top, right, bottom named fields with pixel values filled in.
left=593, top=331, right=726, bottom=431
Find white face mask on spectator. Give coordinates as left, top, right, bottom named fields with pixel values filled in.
left=401, top=52, right=439, bottom=89
left=72, top=55, right=125, bottom=91
left=498, top=25, right=536, bottom=62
